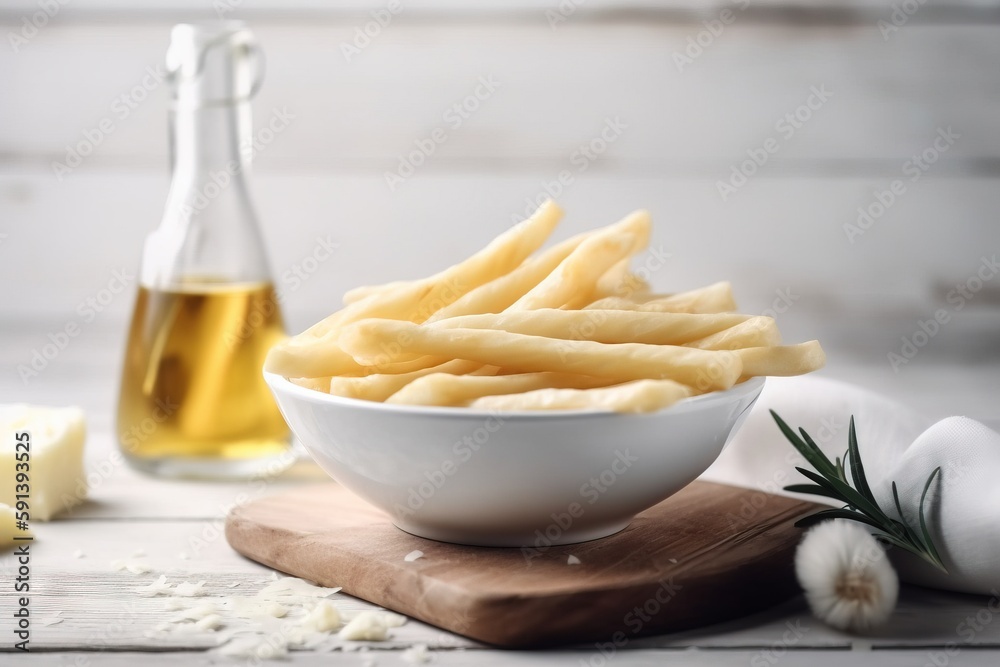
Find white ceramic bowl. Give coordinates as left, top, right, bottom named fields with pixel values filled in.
left=265, top=372, right=765, bottom=547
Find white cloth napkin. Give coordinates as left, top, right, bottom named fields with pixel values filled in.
left=701, top=375, right=1000, bottom=595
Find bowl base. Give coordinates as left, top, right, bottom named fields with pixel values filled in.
left=390, top=518, right=632, bottom=548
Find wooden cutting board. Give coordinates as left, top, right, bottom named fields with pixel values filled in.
left=226, top=481, right=819, bottom=648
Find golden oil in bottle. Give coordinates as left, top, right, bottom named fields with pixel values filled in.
left=117, top=281, right=291, bottom=477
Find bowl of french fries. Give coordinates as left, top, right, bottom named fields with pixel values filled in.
left=264, top=201, right=825, bottom=546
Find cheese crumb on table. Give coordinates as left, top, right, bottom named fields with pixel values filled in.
left=0, top=405, right=87, bottom=521
left=567, top=555, right=581, bottom=565
left=300, top=600, right=341, bottom=632
left=174, top=581, right=208, bottom=597
left=339, top=611, right=406, bottom=641
left=402, top=643, right=431, bottom=664
left=133, top=572, right=411, bottom=654
left=404, top=550, right=424, bottom=562
left=194, top=614, right=224, bottom=631
left=112, top=558, right=153, bottom=575
left=136, top=575, right=174, bottom=597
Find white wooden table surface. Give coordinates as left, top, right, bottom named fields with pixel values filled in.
left=2, top=321, right=1000, bottom=666
left=3, top=0, right=1000, bottom=663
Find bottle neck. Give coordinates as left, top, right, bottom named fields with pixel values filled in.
left=170, top=101, right=252, bottom=181
left=147, top=97, right=269, bottom=289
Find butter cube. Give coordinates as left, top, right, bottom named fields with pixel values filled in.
left=1, top=405, right=87, bottom=521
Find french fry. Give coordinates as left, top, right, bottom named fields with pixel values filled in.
left=264, top=331, right=364, bottom=379
left=386, top=372, right=614, bottom=407
left=596, top=259, right=650, bottom=298
left=342, top=280, right=408, bottom=305
left=366, top=355, right=453, bottom=375
left=341, top=198, right=564, bottom=325
left=265, top=199, right=564, bottom=377
left=268, top=205, right=826, bottom=408
left=509, top=210, right=651, bottom=310
left=339, top=319, right=743, bottom=391
left=468, top=379, right=693, bottom=413
left=432, top=309, right=752, bottom=346
left=734, top=340, right=826, bottom=377
left=289, top=376, right=332, bottom=392
left=562, top=259, right=649, bottom=309
left=684, top=316, right=781, bottom=350
left=585, top=281, right=737, bottom=314
left=329, top=359, right=495, bottom=402
left=425, top=227, right=591, bottom=323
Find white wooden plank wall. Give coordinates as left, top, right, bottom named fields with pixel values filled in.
left=1, top=1, right=998, bottom=388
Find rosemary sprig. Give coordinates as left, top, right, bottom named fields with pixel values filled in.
left=771, top=410, right=947, bottom=573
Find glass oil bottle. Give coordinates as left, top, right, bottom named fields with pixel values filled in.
left=117, top=23, right=291, bottom=478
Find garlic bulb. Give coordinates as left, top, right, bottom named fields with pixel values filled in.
left=795, top=520, right=899, bottom=632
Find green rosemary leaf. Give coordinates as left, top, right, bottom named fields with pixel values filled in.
left=875, top=532, right=926, bottom=558
left=919, top=467, right=945, bottom=569
left=784, top=483, right=844, bottom=502
left=771, top=411, right=948, bottom=575
left=794, top=466, right=887, bottom=521
left=794, top=508, right=885, bottom=531
left=891, top=481, right=925, bottom=549
left=771, top=410, right=837, bottom=479
left=848, top=416, right=874, bottom=500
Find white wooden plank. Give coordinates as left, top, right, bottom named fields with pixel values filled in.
left=3, top=516, right=1000, bottom=652
left=1, top=23, right=999, bottom=167
left=2, top=169, right=998, bottom=328
left=0, top=520, right=476, bottom=651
